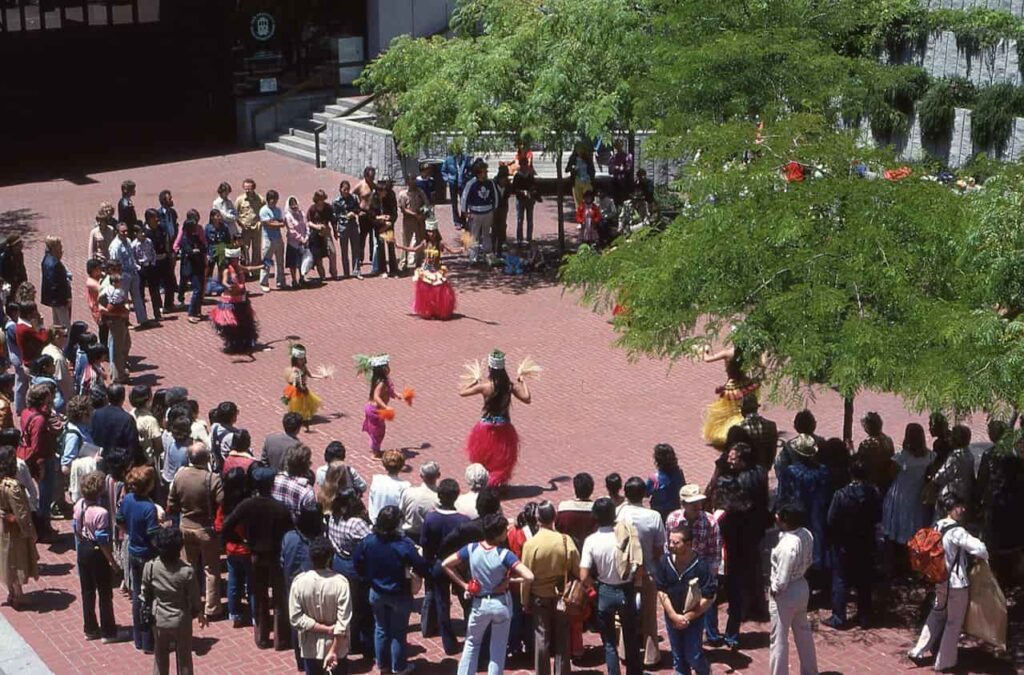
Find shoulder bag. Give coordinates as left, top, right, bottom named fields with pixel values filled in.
left=556, top=534, right=586, bottom=616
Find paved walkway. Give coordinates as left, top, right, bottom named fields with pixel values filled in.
left=0, top=150, right=1017, bottom=674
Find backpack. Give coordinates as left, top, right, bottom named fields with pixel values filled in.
left=908, top=522, right=960, bottom=585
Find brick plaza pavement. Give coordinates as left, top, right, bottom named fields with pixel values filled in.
left=0, top=150, right=1017, bottom=674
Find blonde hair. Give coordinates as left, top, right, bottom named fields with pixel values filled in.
left=382, top=449, right=405, bottom=473
left=44, top=235, right=62, bottom=253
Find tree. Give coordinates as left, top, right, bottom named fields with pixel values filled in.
left=561, top=1, right=1002, bottom=436
left=359, top=0, right=650, bottom=251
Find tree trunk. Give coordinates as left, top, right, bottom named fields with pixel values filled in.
left=555, top=142, right=566, bottom=253
left=843, top=395, right=855, bottom=446
left=627, top=129, right=636, bottom=182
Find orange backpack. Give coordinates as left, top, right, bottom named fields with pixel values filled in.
left=908, top=523, right=959, bottom=585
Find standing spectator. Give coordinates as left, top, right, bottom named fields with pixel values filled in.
left=975, top=428, right=1024, bottom=588
left=90, top=383, right=139, bottom=456
left=213, top=182, right=239, bottom=237
left=332, top=180, right=362, bottom=279
left=635, top=168, right=654, bottom=205
left=261, top=412, right=303, bottom=472
left=908, top=493, right=988, bottom=671
left=927, top=412, right=953, bottom=477
left=222, top=429, right=256, bottom=477
left=259, top=190, right=287, bottom=293
left=216, top=466, right=255, bottom=628
left=521, top=500, right=578, bottom=675
left=555, top=472, right=597, bottom=551
left=776, top=434, right=833, bottom=587
left=419, top=478, right=468, bottom=655
left=283, top=195, right=310, bottom=288
left=646, top=443, right=686, bottom=522
left=575, top=189, right=601, bottom=245
left=159, top=417, right=193, bottom=494
left=72, top=471, right=120, bottom=641
left=117, top=464, right=159, bottom=653
left=775, top=410, right=825, bottom=480
left=353, top=167, right=378, bottom=268
left=272, top=444, right=317, bottom=523
left=617, top=476, right=666, bottom=667
left=288, top=536, right=352, bottom=675
left=235, top=179, right=265, bottom=271
left=492, top=165, right=512, bottom=256
left=441, top=150, right=474, bottom=227
left=41, top=327, right=73, bottom=411
left=855, top=411, right=896, bottom=494
left=327, top=488, right=374, bottom=657
left=282, top=506, right=325, bottom=669
left=353, top=505, right=432, bottom=675
left=445, top=513, right=534, bottom=675
left=14, top=301, right=48, bottom=363
left=580, top=497, right=642, bottom=675
left=825, top=457, right=881, bottom=629
left=714, top=442, right=770, bottom=647
left=173, top=217, right=208, bottom=323
left=142, top=209, right=175, bottom=316
left=132, top=224, right=162, bottom=322
left=89, top=203, right=118, bottom=261
left=608, top=139, right=634, bottom=205
left=737, top=394, right=779, bottom=469
left=204, top=209, right=233, bottom=286
left=605, top=472, right=625, bottom=510
left=397, top=175, right=428, bottom=274
left=141, top=526, right=208, bottom=675
left=221, top=466, right=294, bottom=649
left=768, top=505, right=818, bottom=675
left=108, top=222, right=149, bottom=326
left=368, top=449, right=410, bottom=523
left=655, top=522, right=716, bottom=675
left=416, top=162, right=436, bottom=203
left=370, top=180, right=399, bottom=278
left=565, top=143, right=596, bottom=210
left=117, top=180, right=139, bottom=231
left=85, top=259, right=109, bottom=346
left=156, top=190, right=183, bottom=306
left=666, top=485, right=723, bottom=646
left=881, top=423, right=934, bottom=563
left=167, top=444, right=223, bottom=621
left=932, top=424, right=975, bottom=509
left=307, top=190, right=338, bottom=281
left=400, top=460, right=439, bottom=541
left=40, top=236, right=72, bottom=327
left=0, top=235, right=28, bottom=302
left=454, top=463, right=489, bottom=518
left=460, top=162, right=499, bottom=263
left=60, top=394, right=96, bottom=481
left=511, top=158, right=537, bottom=245
left=207, top=401, right=238, bottom=470
left=17, top=384, right=57, bottom=538
left=0, top=445, right=38, bottom=610
left=314, top=441, right=366, bottom=493
left=98, top=263, right=132, bottom=383
left=0, top=374, right=13, bottom=430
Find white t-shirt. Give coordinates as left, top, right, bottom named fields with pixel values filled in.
left=936, top=517, right=989, bottom=589
left=581, top=526, right=630, bottom=585
left=368, top=474, right=410, bottom=523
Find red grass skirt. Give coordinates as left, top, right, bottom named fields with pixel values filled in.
left=210, top=297, right=258, bottom=353
left=412, top=280, right=456, bottom=320
left=465, top=420, right=519, bottom=487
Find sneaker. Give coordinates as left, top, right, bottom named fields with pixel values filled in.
left=355, top=272, right=363, bottom=280
left=84, top=632, right=101, bottom=641
left=259, top=285, right=271, bottom=293
left=102, top=631, right=129, bottom=644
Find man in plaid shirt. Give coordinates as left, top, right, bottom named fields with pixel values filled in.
left=666, top=484, right=724, bottom=646
left=738, top=393, right=778, bottom=469
left=271, top=443, right=316, bottom=522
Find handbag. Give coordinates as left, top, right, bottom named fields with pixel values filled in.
left=556, top=534, right=586, bottom=616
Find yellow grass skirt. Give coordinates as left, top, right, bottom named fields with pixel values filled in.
left=283, top=385, right=322, bottom=422
left=702, top=396, right=742, bottom=448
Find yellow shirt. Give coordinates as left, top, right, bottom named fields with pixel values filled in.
left=235, top=193, right=266, bottom=231
left=521, top=526, right=579, bottom=601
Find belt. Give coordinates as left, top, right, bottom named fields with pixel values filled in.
left=474, top=591, right=509, bottom=599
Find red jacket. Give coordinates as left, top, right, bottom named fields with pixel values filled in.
left=576, top=203, right=601, bottom=225
left=15, top=322, right=49, bottom=362
left=17, top=406, right=54, bottom=476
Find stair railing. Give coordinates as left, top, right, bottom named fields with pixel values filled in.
left=313, top=92, right=379, bottom=168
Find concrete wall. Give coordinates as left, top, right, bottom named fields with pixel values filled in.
left=236, top=91, right=336, bottom=146
left=324, top=116, right=418, bottom=180
left=367, top=0, right=455, bottom=57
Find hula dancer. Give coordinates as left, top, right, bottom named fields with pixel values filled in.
left=282, top=343, right=328, bottom=431
left=356, top=353, right=413, bottom=457
left=460, top=349, right=539, bottom=487
left=397, top=221, right=464, bottom=321
left=701, top=345, right=759, bottom=448
left=209, top=244, right=262, bottom=353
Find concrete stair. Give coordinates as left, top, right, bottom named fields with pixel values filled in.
left=265, top=96, right=376, bottom=167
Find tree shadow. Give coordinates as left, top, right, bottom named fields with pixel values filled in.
left=0, top=209, right=44, bottom=245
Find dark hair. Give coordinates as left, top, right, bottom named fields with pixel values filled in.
left=592, top=497, right=617, bottom=527
left=217, top=401, right=238, bottom=423
left=285, top=444, right=312, bottom=477
left=670, top=521, right=694, bottom=541
left=106, top=383, right=126, bottom=406
left=296, top=505, right=324, bottom=539
left=484, top=367, right=512, bottom=416
left=929, top=412, right=949, bottom=434
left=476, top=487, right=501, bottom=517
left=374, top=505, right=403, bottom=538
left=624, top=476, right=647, bottom=503
left=121, top=179, right=135, bottom=193
left=776, top=503, right=805, bottom=528
left=862, top=411, right=883, bottom=435
left=221, top=467, right=250, bottom=517
left=482, top=514, right=509, bottom=542
left=86, top=343, right=108, bottom=365
left=849, top=456, right=868, bottom=482
left=282, top=412, right=303, bottom=435
left=653, top=444, right=679, bottom=474
left=153, top=526, right=184, bottom=563
left=218, top=181, right=232, bottom=194
left=725, top=425, right=752, bottom=449
left=231, top=429, right=252, bottom=452
left=0, top=373, right=13, bottom=390
left=939, top=492, right=965, bottom=513
left=310, top=536, right=334, bottom=569
left=86, top=258, right=104, bottom=275
left=266, top=189, right=279, bottom=201
left=437, top=478, right=460, bottom=508
left=144, top=208, right=159, bottom=222
left=793, top=409, right=817, bottom=434
left=515, top=502, right=539, bottom=534
left=730, top=442, right=755, bottom=466
left=19, top=301, right=38, bottom=319
left=98, top=446, right=131, bottom=481
left=950, top=424, right=972, bottom=449
left=129, top=384, right=152, bottom=408
left=330, top=488, right=369, bottom=523
left=368, top=365, right=389, bottom=400
left=605, top=472, right=622, bottom=495
left=572, top=472, right=594, bottom=500
left=324, top=441, right=347, bottom=464
left=65, top=321, right=90, bottom=361
left=536, top=500, right=556, bottom=524
left=252, top=467, right=277, bottom=495
left=164, top=386, right=188, bottom=408
left=902, top=423, right=927, bottom=454
left=151, top=389, right=168, bottom=423
left=0, top=446, right=17, bottom=479
left=740, top=392, right=759, bottom=415
left=988, top=419, right=1008, bottom=443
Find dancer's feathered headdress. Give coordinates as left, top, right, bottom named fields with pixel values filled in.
left=290, top=343, right=307, bottom=360
left=488, top=349, right=506, bottom=370
left=354, top=353, right=390, bottom=381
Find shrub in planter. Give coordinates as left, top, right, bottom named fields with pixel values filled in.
left=918, top=78, right=976, bottom=140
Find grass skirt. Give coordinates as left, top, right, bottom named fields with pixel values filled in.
left=465, top=420, right=519, bottom=487
left=210, top=298, right=259, bottom=353
left=412, top=279, right=456, bottom=320
left=362, top=403, right=386, bottom=453
left=702, top=396, right=742, bottom=448
left=283, top=385, right=321, bottom=422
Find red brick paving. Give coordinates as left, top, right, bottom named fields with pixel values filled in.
left=0, top=149, right=1016, bottom=674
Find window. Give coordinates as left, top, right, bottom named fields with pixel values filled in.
left=1, top=0, right=159, bottom=33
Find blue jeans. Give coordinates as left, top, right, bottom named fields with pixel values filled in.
left=596, top=583, right=642, bottom=675
left=371, top=237, right=398, bottom=276
left=36, top=454, right=57, bottom=524
left=12, top=363, right=28, bottom=414
left=665, top=612, right=710, bottom=675
left=333, top=555, right=374, bottom=656
left=129, top=554, right=154, bottom=651
left=704, top=575, right=722, bottom=642
left=515, top=197, right=534, bottom=243
left=423, top=566, right=460, bottom=654
left=457, top=594, right=512, bottom=675
left=186, top=265, right=204, bottom=317
left=226, top=554, right=255, bottom=622
left=369, top=588, right=412, bottom=672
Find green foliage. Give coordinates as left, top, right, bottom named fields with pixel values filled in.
left=970, top=84, right=1024, bottom=152
left=929, top=8, right=1021, bottom=53
left=865, top=67, right=929, bottom=138
left=918, top=78, right=976, bottom=140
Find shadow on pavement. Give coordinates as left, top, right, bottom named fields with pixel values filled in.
left=0, top=209, right=44, bottom=245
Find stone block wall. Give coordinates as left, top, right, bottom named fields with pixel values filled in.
left=324, top=117, right=418, bottom=180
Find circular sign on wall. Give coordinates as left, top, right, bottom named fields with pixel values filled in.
left=250, top=12, right=276, bottom=41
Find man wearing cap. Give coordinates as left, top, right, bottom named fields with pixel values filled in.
left=667, top=484, right=724, bottom=645
left=397, top=175, right=429, bottom=274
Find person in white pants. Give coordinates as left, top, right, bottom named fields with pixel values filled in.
left=768, top=504, right=818, bottom=675
left=909, top=493, right=988, bottom=671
